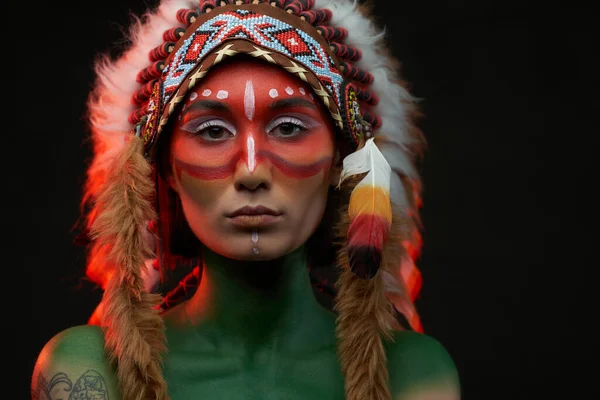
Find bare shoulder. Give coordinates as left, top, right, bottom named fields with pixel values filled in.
left=31, top=325, right=119, bottom=400
left=386, top=330, right=461, bottom=400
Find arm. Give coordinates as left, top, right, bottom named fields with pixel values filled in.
left=31, top=325, right=119, bottom=400
left=386, top=331, right=461, bottom=400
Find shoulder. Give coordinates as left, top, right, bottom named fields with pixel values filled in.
left=385, top=330, right=461, bottom=400
left=31, top=325, right=119, bottom=400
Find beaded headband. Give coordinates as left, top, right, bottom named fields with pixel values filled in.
left=129, top=0, right=382, bottom=159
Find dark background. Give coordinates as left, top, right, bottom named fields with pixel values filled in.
left=8, top=0, right=596, bottom=399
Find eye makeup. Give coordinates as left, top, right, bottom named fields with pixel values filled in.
left=179, top=117, right=237, bottom=137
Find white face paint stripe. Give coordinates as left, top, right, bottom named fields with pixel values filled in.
left=247, top=136, right=256, bottom=173
left=244, top=80, right=255, bottom=121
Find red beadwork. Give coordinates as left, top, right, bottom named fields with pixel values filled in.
left=274, top=30, right=310, bottom=55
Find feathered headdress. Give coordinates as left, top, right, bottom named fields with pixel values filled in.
left=84, top=1, right=425, bottom=399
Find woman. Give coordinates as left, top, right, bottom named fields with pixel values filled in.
left=32, top=1, right=460, bottom=399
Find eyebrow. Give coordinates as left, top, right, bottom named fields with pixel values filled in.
left=182, top=100, right=231, bottom=117
left=269, top=97, right=317, bottom=110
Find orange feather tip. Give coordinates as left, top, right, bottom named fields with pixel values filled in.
left=348, top=185, right=392, bottom=221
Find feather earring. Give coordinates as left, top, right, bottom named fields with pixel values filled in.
left=338, top=137, right=392, bottom=280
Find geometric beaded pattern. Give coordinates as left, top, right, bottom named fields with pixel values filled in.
left=162, top=8, right=343, bottom=110
left=339, top=82, right=370, bottom=144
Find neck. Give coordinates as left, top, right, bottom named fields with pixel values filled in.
left=177, top=244, right=333, bottom=352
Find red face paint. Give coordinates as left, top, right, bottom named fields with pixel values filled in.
left=174, top=150, right=333, bottom=181
left=170, top=59, right=335, bottom=183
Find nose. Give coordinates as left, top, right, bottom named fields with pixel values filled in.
left=234, top=133, right=272, bottom=191
left=233, top=158, right=272, bottom=192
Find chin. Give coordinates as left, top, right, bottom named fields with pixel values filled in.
left=201, top=231, right=302, bottom=262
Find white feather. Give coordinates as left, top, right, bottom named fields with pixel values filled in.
left=338, top=138, right=391, bottom=192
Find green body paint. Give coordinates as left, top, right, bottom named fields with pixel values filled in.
left=33, top=246, right=459, bottom=399
left=161, top=245, right=346, bottom=399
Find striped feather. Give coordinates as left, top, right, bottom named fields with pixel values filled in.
left=339, top=138, right=392, bottom=279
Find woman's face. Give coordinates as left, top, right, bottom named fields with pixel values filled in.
left=168, top=59, right=338, bottom=261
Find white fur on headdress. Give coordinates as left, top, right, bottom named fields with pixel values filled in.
left=86, top=0, right=195, bottom=199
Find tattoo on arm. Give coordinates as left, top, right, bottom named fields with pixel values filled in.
left=32, top=370, right=109, bottom=400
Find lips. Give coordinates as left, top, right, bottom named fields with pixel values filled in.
left=226, top=205, right=282, bottom=228
left=226, top=205, right=281, bottom=218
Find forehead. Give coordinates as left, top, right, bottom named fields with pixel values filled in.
left=186, top=58, right=312, bottom=97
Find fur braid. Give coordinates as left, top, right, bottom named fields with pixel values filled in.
left=334, top=175, right=397, bottom=400
left=90, top=135, right=168, bottom=400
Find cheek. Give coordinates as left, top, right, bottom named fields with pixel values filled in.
left=172, top=135, right=238, bottom=175
left=177, top=170, right=229, bottom=212
left=268, top=129, right=335, bottom=167
left=276, top=170, right=330, bottom=220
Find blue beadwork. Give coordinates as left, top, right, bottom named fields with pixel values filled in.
left=162, top=9, right=343, bottom=107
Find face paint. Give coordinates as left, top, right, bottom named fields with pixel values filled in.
left=169, top=59, right=335, bottom=262
left=202, top=89, right=212, bottom=97
left=247, top=136, right=256, bottom=173
left=244, top=80, right=255, bottom=121
left=251, top=229, right=259, bottom=255
left=172, top=70, right=331, bottom=183
left=189, top=92, right=198, bottom=101
left=174, top=150, right=331, bottom=181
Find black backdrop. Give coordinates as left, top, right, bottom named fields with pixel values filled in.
left=9, top=0, right=596, bottom=399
